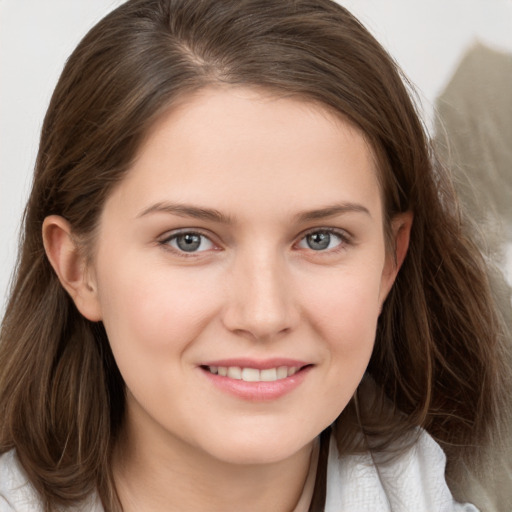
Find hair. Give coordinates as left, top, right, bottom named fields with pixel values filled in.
left=1, top=0, right=510, bottom=510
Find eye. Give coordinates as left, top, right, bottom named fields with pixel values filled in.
left=297, top=229, right=346, bottom=251
left=163, top=231, right=215, bottom=253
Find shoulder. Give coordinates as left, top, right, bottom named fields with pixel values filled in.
left=0, top=450, right=42, bottom=512
left=325, top=429, right=480, bottom=512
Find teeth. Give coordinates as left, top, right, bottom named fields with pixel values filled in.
left=242, top=368, right=260, bottom=382
left=207, top=365, right=302, bottom=381
left=260, top=368, right=277, bottom=382
left=277, top=366, right=288, bottom=379
left=227, top=367, right=242, bottom=379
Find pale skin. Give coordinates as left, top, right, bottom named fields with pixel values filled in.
left=43, top=87, right=412, bottom=512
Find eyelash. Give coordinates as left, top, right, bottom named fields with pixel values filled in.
left=159, top=229, right=217, bottom=257
left=158, top=227, right=351, bottom=257
left=297, top=227, right=351, bottom=253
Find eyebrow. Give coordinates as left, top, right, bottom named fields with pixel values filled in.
left=294, top=203, right=371, bottom=222
left=137, top=202, right=235, bottom=224
left=137, top=201, right=371, bottom=223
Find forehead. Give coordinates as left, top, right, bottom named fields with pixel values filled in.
left=106, top=86, right=383, bottom=224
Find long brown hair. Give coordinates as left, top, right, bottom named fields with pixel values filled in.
left=1, top=0, right=510, bottom=510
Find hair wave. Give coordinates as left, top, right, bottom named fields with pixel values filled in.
left=1, top=0, right=510, bottom=510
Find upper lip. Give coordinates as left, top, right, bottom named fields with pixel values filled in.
left=199, top=358, right=311, bottom=370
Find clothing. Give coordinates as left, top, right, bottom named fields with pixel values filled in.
left=323, top=430, right=478, bottom=512
left=0, top=453, right=101, bottom=512
left=0, top=430, right=478, bottom=512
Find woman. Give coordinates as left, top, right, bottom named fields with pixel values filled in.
left=0, top=0, right=510, bottom=510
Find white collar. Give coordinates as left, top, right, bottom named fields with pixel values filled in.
left=325, top=429, right=478, bottom=512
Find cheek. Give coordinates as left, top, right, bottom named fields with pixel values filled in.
left=95, top=255, right=222, bottom=356
left=301, top=266, right=383, bottom=347
left=95, top=260, right=225, bottom=412
left=303, top=269, right=383, bottom=417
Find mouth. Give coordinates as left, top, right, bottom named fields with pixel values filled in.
left=198, top=359, right=313, bottom=400
left=200, top=364, right=309, bottom=382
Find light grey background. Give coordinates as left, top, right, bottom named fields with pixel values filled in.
left=1, top=0, right=512, bottom=315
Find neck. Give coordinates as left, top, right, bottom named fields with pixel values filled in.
left=112, top=407, right=315, bottom=512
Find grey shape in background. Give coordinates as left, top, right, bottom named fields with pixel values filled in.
left=435, top=43, right=512, bottom=281
left=434, top=43, right=512, bottom=512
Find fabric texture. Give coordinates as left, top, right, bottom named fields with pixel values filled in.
left=0, top=431, right=479, bottom=511
left=324, top=430, right=478, bottom=512
left=0, top=450, right=101, bottom=512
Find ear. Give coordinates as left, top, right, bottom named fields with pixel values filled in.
left=379, top=211, right=413, bottom=304
left=42, top=215, right=102, bottom=321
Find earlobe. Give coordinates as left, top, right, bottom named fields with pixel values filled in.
left=379, top=211, right=413, bottom=303
left=42, top=215, right=102, bottom=321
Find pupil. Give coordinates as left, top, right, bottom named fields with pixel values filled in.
left=307, top=232, right=330, bottom=250
left=177, top=233, right=201, bottom=252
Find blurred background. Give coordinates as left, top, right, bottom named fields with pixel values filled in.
left=1, top=0, right=512, bottom=315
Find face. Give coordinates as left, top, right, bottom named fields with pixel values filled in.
left=80, top=87, right=406, bottom=466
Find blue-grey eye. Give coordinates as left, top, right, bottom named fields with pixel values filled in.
left=168, top=233, right=214, bottom=252
left=298, top=230, right=343, bottom=251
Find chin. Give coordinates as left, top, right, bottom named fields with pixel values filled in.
left=196, top=427, right=316, bottom=466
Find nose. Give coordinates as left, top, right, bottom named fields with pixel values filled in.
left=221, top=247, right=300, bottom=341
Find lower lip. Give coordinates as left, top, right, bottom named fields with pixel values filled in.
left=200, top=366, right=312, bottom=401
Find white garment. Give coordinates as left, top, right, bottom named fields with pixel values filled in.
left=0, top=431, right=479, bottom=511
left=0, top=452, right=102, bottom=512
left=324, top=430, right=479, bottom=512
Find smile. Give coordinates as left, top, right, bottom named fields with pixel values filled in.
left=199, top=360, right=312, bottom=401
left=205, top=365, right=300, bottom=382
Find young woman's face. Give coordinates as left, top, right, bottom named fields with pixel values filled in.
left=85, top=87, right=403, bottom=465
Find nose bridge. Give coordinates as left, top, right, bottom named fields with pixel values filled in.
left=223, top=242, right=298, bottom=339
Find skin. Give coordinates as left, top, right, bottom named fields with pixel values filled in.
left=43, top=87, right=411, bottom=512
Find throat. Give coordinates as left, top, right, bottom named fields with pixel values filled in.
left=112, top=430, right=317, bottom=512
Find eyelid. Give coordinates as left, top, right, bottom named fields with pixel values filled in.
left=158, top=228, right=221, bottom=255
left=295, top=227, right=352, bottom=251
